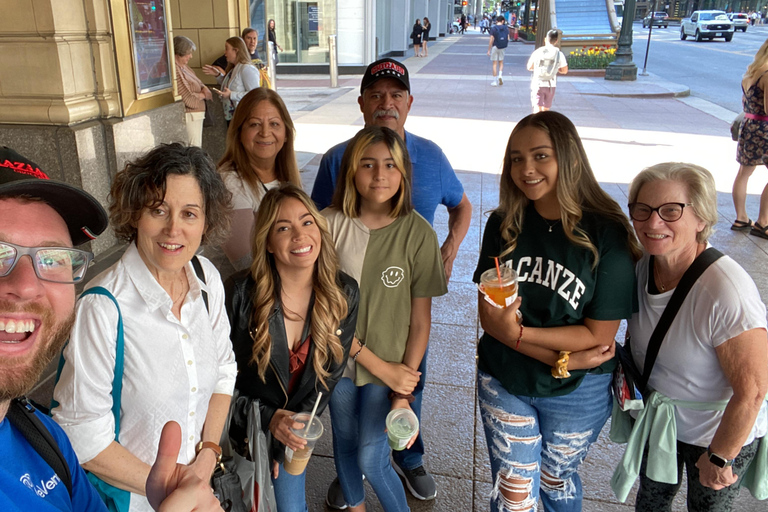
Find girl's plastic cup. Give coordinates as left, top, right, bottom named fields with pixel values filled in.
left=283, top=412, right=324, bottom=475
left=386, top=408, right=419, bottom=451
left=479, top=267, right=518, bottom=308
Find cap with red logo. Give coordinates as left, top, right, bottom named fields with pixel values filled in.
left=0, top=146, right=108, bottom=246
left=360, top=58, right=410, bottom=95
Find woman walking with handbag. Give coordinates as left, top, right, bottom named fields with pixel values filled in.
left=226, top=184, right=358, bottom=512
left=731, top=39, right=768, bottom=237
left=612, top=163, right=768, bottom=511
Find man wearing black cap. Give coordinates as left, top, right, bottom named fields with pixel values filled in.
left=0, top=147, right=220, bottom=511
left=311, top=59, right=472, bottom=506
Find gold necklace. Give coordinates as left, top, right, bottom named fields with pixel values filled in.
left=170, top=276, right=188, bottom=304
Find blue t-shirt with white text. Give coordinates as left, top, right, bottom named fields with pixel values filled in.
left=0, top=409, right=105, bottom=512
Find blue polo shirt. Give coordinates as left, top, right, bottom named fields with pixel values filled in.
left=310, top=130, right=464, bottom=225
left=0, top=410, right=105, bottom=511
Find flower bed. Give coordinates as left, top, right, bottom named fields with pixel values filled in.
left=567, top=45, right=616, bottom=69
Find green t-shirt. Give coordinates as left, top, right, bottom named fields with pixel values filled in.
left=324, top=208, right=448, bottom=387
left=473, top=206, right=636, bottom=397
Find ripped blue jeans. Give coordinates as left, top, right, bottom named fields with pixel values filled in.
left=478, top=370, right=612, bottom=512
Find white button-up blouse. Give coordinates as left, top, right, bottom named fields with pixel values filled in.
left=52, top=244, right=237, bottom=511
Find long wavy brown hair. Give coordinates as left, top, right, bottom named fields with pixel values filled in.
left=218, top=88, right=301, bottom=197
left=497, top=112, right=642, bottom=267
left=248, top=184, right=348, bottom=388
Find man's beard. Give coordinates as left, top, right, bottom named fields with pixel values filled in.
left=0, top=301, right=75, bottom=401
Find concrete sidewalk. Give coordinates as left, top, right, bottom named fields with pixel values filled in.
left=30, top=30, right=765, bottom=512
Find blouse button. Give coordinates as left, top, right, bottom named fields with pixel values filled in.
left=189, top=411, right=195, bottom=417
left=336, top=329, right=342, bottom=335
left=187, top=360, right=193, bottom=366
left=189, top=435, right=194, bottom=441
left=191, top=387, right=197, bottom=392
left=182, top=334, right=189, bottom=340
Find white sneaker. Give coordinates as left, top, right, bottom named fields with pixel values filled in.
left=491, top=80, right=498, bottom=87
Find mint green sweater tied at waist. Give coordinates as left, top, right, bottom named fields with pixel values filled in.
left=610, top=390, right=768, bottom=503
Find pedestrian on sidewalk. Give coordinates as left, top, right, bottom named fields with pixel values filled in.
left=311, top=58, right=472, bottom=508
left=475, top=111, right=640, bottom=512
left=410, top=19, right=423, bottom=58
left=422, top=17, right=431, bottom=57
left=488, top=16, right=509, bottom=87
left=527, top=29, right=568, bottom=112
left=460, top=14, right=467, bottom=34
left=732, top=38, right=768, bottom=237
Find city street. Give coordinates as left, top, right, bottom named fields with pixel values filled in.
left=631, top=20, right=768, bottom=112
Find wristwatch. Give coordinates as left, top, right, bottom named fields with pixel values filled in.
left=196, top=441, right=222, bottom=463
left=707, top=446, right=733, bottom=468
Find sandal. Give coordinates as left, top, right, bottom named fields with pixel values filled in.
left=731, top=218, right=754, bottom=231
left=749, top=222, right=768, bottom=240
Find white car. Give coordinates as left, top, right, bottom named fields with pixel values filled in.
left=728, top=13, right=749, bottom=32
left=681, top=10, right=734, bottom=42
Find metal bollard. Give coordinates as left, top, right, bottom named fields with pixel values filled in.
left=266, top=41, right=277, bottom=90
left=329, top=35, right=338, bottom=88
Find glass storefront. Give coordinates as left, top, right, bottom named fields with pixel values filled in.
left=265, top=0, right=337, bottom=63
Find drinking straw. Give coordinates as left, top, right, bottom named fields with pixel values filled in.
left=305, top=392, right=323, bottom=434
left=494, top=257, right=503, bottom=286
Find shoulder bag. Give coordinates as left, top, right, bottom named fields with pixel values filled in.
left=214, top=392, right=277, bottom=512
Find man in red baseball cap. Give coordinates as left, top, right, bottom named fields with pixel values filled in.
left=0, top=147, right=221, bottom=511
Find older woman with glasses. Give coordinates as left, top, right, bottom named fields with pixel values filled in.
left=52, top=143, right=237, bottom=512
left=613, top=162, right=768, bottom=511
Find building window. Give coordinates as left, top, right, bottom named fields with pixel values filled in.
left=266, top=0, right=337, bottom=64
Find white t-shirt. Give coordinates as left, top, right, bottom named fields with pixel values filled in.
left=628, top=250, right=768, bottom=447
left=527, top=45, right=567, bottom=88
left=221, top=169, right=279, bottom=212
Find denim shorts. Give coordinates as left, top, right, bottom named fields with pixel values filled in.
left=478, top=370, right=612, bottom=512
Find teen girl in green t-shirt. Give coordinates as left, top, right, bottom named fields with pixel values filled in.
left=325, top=126, right=446, bottom=512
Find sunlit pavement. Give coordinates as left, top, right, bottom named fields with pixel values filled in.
left=29, top=29, right=766, bottom=512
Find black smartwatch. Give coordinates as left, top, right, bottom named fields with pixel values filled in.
left=707, top=446, right=733, bottom=468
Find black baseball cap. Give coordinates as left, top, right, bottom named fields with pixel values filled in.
left=360, top=58, right=410, bottom=95
left=0, top=146, right=108, bottom=246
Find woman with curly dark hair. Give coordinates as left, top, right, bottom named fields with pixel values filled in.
left=52, top=143, right=237, bottom=512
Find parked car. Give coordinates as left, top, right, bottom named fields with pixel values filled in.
left=728, top=12, right=749, bottom=31
left=681, top=10, right=734, bottom=42
left=643, top=12, right=669, bottom=28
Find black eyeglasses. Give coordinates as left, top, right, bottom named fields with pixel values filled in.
left=627, top=202, right=693, bottom=223
left=0, top=241, right=94, bottom=284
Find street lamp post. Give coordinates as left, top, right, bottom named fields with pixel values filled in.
left=606, top=0, right=638, bottom=81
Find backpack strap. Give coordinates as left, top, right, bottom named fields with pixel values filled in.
left=639, top=247, right=724, bottom=393
left=191, top=255, right=209, bottom=313
left=7, top=397, right=73, bottom=498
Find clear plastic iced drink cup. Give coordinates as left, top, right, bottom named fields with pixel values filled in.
left=480, top=267, right=518, bottom=308
left=283, top=412, right=324, bottom=475
left=386, top=408, right=419, bottom=451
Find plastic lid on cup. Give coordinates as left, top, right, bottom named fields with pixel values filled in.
left=290, top=412, right=324, bottom=441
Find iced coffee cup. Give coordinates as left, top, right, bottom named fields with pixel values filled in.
left=479, top=267, right=518, bottom=308
left=386, top=408, right=419, bottom=451
left=283, top=412, right=324, bottom=475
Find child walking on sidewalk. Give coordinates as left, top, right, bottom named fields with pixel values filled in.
left=527, top=29, right=569, bottom=112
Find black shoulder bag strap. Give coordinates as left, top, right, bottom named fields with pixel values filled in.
left=6, top=397, right=73, bottom=498
left=191, top=255, right=209, bottom=313
left=639, top=247, right=724, bottom=393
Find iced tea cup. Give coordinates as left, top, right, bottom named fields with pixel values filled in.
left=479, top=267, right=518, bottom=308
left=283, top=412, right=323, bottom=475
left=386, top=408, right=419, bottom=451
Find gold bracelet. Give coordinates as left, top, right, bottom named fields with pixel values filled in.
left=551, top=351, right=571, bottom=379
